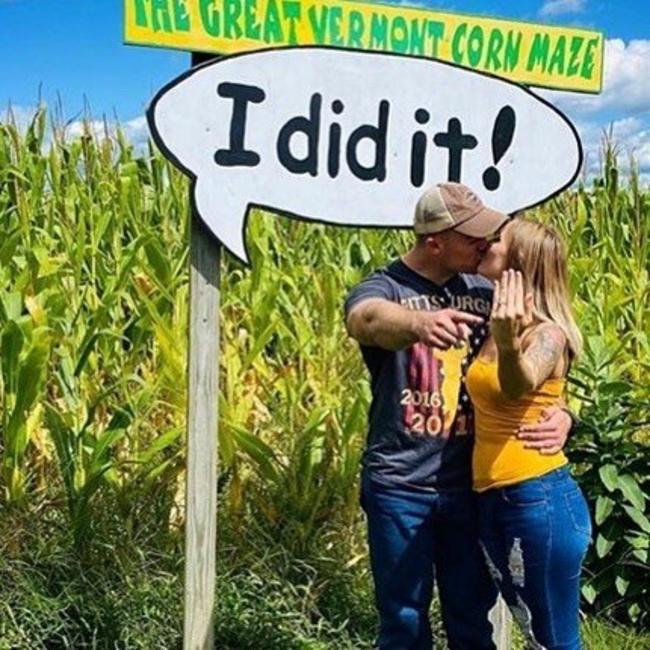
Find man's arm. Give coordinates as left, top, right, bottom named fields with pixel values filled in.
left=346, top=298, right=420, bottom=350
left=346, top=298, right=483, bottom=351
left=517, top=406, right=574, bottom=454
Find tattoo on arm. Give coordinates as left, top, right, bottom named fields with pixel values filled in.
left=524, top=327, right=566, bottom=385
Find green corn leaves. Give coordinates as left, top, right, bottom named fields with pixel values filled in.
left=0, top=108, right=647, bottom=625
left=0, top=291, right=51, bottom=504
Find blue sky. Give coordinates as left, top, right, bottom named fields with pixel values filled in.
left=1, top=0, right=649, bottom=180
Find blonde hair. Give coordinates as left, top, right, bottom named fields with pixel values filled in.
left=505, top=218, right=582, bottom=360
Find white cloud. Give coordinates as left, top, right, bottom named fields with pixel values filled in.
left=65, top=118, right=106, bottom=140
left=0, top=105, right=152, bottom=153
left=122, top=115, right=150, bottom=148
left=571, top=115, right=650, bottom=185
left=0, top=104, right=42, bottom=131
left=63, top=114, right=151, bottom=149
left=541, top=39, right=650, bottom=115
left=536, top=37, right=650, bottom=185
left=539, top=0, right=586, bottom=17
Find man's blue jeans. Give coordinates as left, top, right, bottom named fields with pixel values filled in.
left=477, top=466, right=592, bottom=650
left=361, top=473, right=499, bottom=649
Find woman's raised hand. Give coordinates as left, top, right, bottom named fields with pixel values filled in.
left=490, top=269, right=531, bottom=351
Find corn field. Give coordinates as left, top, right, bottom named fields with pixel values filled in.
left=0, top=107, right=648, bottom=647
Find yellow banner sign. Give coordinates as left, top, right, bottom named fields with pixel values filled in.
left=124, top=0, right=604, bottom=93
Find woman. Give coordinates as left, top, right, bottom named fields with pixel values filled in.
left=466, top=218, right=592, bottom=650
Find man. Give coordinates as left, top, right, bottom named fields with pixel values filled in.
left=344, top=183, right=572, bottom=649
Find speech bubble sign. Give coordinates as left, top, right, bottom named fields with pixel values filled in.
left=148, top=47, right=582, bottom=265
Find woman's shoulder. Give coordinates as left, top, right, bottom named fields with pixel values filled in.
left=524, top=321, right=566, bottom=343
left=521, top=322, right=569, bottom=377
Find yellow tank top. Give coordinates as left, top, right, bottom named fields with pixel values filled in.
left=466, top=356, right=568, bottom=492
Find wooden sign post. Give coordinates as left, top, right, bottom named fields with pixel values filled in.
left=183, top=52, right=220, bottom=650
left=184, top=210, right=219, bottom=649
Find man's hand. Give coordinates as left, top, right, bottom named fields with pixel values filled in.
left=517, top=406, right=571, bottom=455
left=346, top=300, right=483, bottom=351
left=412, top=308, right=484, bottom=349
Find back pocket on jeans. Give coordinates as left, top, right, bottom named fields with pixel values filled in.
left=564, top=489, right=592, bottom=537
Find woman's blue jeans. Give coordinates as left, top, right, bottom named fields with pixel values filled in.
left=477, top=466, right=592, bottom=650
left=361, top=473, right=499, bottom=649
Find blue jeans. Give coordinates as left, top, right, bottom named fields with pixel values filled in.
left=361, top=473, right=498, bottom=649
left=477, top=466, right=592, bottom=650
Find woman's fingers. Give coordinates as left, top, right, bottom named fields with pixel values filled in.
left=497, top=271, right=508, bottom=319
left=491, top=280, right=500, bottom=319
left=515, top=271, right=524, bottom=316
left=506, top=269, right=516, bottom=317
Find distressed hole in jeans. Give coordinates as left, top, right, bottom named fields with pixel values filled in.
left=480, top=541, right=503, bottom=583
left=508, top=537, right=525, bottom=588
left=511, top=593, right=548, bottom=650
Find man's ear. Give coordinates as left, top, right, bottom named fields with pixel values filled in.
left=424, top=234, right=444, bottom=256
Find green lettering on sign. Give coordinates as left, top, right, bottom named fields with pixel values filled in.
left=581, top=38, right=598, bottom=79
left=133, top=0, right=149, bottom=27
left=391, top=16, right=409, bottom=54
left=283, top=1, right=301, bottom=45
left=124, top=0, right=604, bottom=93
left=348, top=10, right=365, bottom=48
left=567, top=36, right=584, bottom=77
left=467, top=25, right=484, bottom=68
left=263, top=0, right=284, bottom=43
left=505, top=31, right=522, bottom=72
left=370, top=13, right=388, bottom=49
left=427, top=21, right=444, bottom=57
left=307, top=5, right=328, bottom=44
left=329, top=6, right=344, bottom=46
left=526, top=33, right=550, bottom=72
left=409, top=19, right=426, bottom=55
left=451, top=23, right=467, bottom=64
left=152, top=0, right=173, bottom=33
left=485, top=29, right=504, bottom=71
left=548, top=35, right=566, bottom=75
left=199, top=0, right=221, bottom=37
left=173, top=0, right=190, bottom=31
left=224, top=0, right=243, bottom=39
left=244, top=0, right=261, bottom=39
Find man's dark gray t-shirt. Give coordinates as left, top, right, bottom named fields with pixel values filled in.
left=345, top=259, right=493, bottom=491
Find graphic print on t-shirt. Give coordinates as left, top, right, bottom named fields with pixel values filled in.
left=402, top=341, right=473, bottom=438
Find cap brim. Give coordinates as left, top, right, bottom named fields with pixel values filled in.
left=453, top=206, right=509, bottom=238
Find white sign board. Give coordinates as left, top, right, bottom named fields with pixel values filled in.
left=148, top=47, right=582, bottom=264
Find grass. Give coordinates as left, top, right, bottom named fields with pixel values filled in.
left=1, top=499, right=648, bottom=648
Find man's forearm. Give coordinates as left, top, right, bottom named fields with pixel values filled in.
left=347, top=300, right=419, bottom=351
